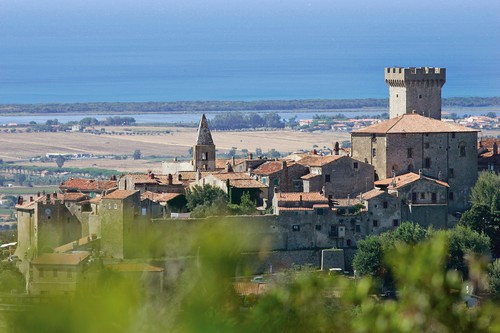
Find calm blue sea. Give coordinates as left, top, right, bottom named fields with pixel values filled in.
left=0, top=1, right=498, bottom=103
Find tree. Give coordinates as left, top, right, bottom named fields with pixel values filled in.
left=55, top=155, right=65, bottom=168
left=445, top=225, right=490, bottom=278
left=0, top=261, right=24, bottom=293
left=352, top=235, right=383, bottom=277
left=132, top=149, right=141, bottom=160
left=0, top=175, right=5, bottom=186
left=185, top=184, right=228, bottom=218
left=489, top=259, right=500, bottom=298
left=14, top=174, right=26, bottom=186
left=486, top=112, right=497, bottom=118
left=471, top=172, right=500, bottom=208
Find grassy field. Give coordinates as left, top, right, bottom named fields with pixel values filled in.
left=0, top=186, right=59, bottom=196
left=0, top=127, right=350, bottom=173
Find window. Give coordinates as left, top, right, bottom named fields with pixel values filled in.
left=373, top=220, right=379, bottom=227
left=424, top=157, right=431, bottom=168
left=355, top=225, right=361, bottom=233
left=431, top=193, right=437, bottom=203
left=407, top=164, right=414, bottom=172
left=292, top=225, right=300, bottom=231
left=420, top=193, right=425, bottom=200
left=411, top=192, right=417, bottom=202
left=449, top=192, right=454, bottom=200
left=372, top=148, right=377, bottom=158
left=353, top=162, right=358, bottom=169
left=325, top=174, right=331, bottom=182
left=419, top=94, right=422, bottom=99
left=393, top=219, right=399, bottom=227
left=317, top=209, right=324, bottom=216
left=315, top=225, right=322, bottom=231
left=449, top=168, right=454, bottom=178
left=425, top=142, right=430, bottom=149
left=383, top=201, right=388, bottom=209
left=407, top=148, right=413, bottom=158
left=459, top=144, right=466, bottom=157
left=452, top=133, right=456, bottom=139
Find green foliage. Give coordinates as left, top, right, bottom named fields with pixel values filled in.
left=352, top=235, right=382, bottom=277
left=444, top=225, right=490, bottom=278
left=210, top=112, right=285, bottom=130
left=471, top=172, right=500, bottom=208
left=55, top=155, right=65, bottom=168
left=132, top=149, right=141, bottom=160
left=227, top=192, right=257, bottom=215
left=489, top=259, right=500, bottom=299
left=0, top=261, right=24, bottom=293
left=186, top=184, right=228, bottom=218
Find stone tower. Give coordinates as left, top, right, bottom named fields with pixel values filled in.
left=193, top=114, right=216, bottom=171
left=385, top=67, right=446, bottom=120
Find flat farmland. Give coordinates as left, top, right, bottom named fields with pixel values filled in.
left=0, top=127, right=350, bottom=173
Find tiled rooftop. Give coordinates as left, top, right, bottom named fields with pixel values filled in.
left=60, top=178, right=117, bottom=191
left=253, top=160, right=295, bottom=175
left=141, top=191, right=182, bottom=202
left=352, top=114, right=477, bottom=134
left=297, top=155, right=343, bottom=167
left=375, top=172, right=449, bottom=189
left=275, top=192, right=328, bottom=203
left=103, top=190, right=139, bottom=200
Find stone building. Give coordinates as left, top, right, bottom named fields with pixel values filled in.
left=375, top=172, right=450, bottom=229
left=252, top=160, right=308, bottom=202
left=296, top=155, right=374, bottom=199
left=351, top=113, right=477, bottom=212
left=30, top=251, right=91, bottom=296
left=385, top=67, right=446, bottom=120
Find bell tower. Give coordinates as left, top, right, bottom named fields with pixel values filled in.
left=385, top=67, right=446, bottom=120
left=193, top=114, right=216, bottom=171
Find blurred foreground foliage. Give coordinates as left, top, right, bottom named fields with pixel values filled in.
left=4, top=223, right=500, bottom=333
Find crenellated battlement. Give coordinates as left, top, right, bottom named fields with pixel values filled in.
left=385, top=67, right=446, bottom=85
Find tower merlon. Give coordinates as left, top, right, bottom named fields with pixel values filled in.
left=385, top=67, right=446, bottom=85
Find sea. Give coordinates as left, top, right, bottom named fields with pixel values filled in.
left=0, top=1, right=498, bottom=104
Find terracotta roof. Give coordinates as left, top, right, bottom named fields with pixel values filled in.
left=103, top=190, right=139, bottom=200
left=31, top=252, right=90, bottom=265
left=333, top=198, right=363, bottom=207
left=253, top=160, right=296, bottom=175
left=313, top=203, right=330, bottom=208
left=352, top=114, right=477, bottom=134
left=275, top=192, right=328, bottom=203
left=211, top=172, right=253, bottom=181
left=297, top=155, right=343, bottom=167
left=216, top=158, right=246, bottom=169
left=229, top=179, right=268, bottom=188
left=141, top=191, right=182, bottom=202
left=104, top=263, right=164, bottom=273
left=479, top=138, right=500, bottom=149
left=375, top=172, right=449, bottom=189
left=125, top=174, right=161, bottom=184
left=301, top=173, right=321, bottom=180
left=361, top=188, right=386, bottom=200
left=60, top=178, right=117, bottom=191
left=57, top=193, right=88, bottom=202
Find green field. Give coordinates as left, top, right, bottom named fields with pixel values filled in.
left=0, top=186, right=59, bottom=196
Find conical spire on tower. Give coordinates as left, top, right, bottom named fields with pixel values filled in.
left=196, top=114, right=214, bottom=145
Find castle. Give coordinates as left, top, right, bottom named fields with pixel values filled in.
left=13, top=67, right=480, bottom=295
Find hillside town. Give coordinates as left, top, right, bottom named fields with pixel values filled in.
left=5, top=67, right=500, bottom=298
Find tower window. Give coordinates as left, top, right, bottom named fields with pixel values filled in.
left=449, top=192, right=454, bottom=200
left=353, top=162, right=358, bottom=169
left=419, top=95, right=422, bottom=99
left=449, top=168, right=454, bottom=178
left=325, top=174, right=331, bottom=182
left=407, top=148, right=413, bottom=158
left=372, top=148, right=377, bottom=158
left=424, top=158, right=431, bottom=168
left=425, top=142, right=430, bottom=149
left=459, top=143, right=466, bottom=157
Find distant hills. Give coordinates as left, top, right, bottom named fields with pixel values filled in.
left=0, top=97, right=498, bottom=115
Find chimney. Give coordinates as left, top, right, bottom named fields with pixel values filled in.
left=282, top=160, right=287, bottom=169
left=334, top=142, right=340, bottom=155
left=30, top=196, right=34, bottom=202
left=299, top=195, right=303, bottom=207
left=248, top=153, right=253, bottom=160
left=232, top=156, right=235, bottom=166
left=53, top=192, right=57, bottom=198
left=494, top=142, right=498, bottom=155
left=273, top=186, right=279, bottom=194
left=37, top=192, right=41, bottom=197
left=168, top=174, right=173, bottom=185
left=196, top=168, right=201, bottom=182
left=418, top=169, right=423, bottom=179
left=46, top=194, right=51, bottom=201
left=17, top=196, right=23, bottom=205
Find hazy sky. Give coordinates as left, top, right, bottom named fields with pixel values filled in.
left=0, top=0, right=498, bottom=102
